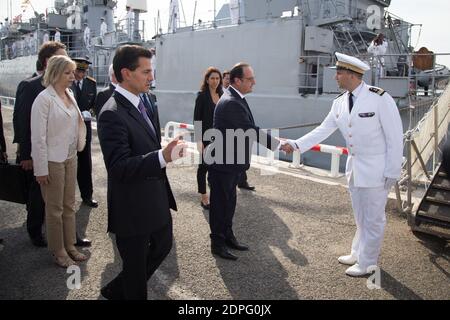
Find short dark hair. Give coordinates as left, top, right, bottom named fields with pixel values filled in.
left=230, top=62, right=250, bottom=84
left=113, top=45, right=152, bottom=83
left=38, top=41, right=66, bottom=68
left=36, top=59, right=44, bottom=72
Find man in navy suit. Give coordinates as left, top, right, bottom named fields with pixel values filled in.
left=98, top=45, right=186, bottom=300
left=207, top=62, right=280, bottom=260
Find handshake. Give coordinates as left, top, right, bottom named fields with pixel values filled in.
left=279, top=139, right=297, bottom=154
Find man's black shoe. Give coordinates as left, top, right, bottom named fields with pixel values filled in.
left=100, top=285, right=123, bottom=300
left=238, top=183, right=255, bottom=191
left=200, top=201, right=210, bottom=210
left=82, top=198, right=98, bottom=208
left=30, top=234, right=47, bottom=247
left=211, top=246, right=238, bottom=260
left=225, top=238, right=249, bottom=251
left=75, top=236, right=92, bottom=247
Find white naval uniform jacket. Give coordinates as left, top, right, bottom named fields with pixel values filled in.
left=293, top=82, right=403, bottom=188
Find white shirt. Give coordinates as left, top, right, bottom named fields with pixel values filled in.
left=229, top=85, right=245, bottom=98
left=115, top=85, right=166, bottom=168
left=349, top=81, right=364, bottom=104
left=55, top=31, right=61, bottom=42
left=76, top=79, right=83, bottom=90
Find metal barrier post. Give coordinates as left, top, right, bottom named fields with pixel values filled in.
left=290, top=150, right=302, bottom=168
left=329, top=153, right=340, bottom=178
left=266, top=150, right=275, bottom=165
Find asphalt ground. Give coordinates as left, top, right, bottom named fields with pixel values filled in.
left=0, top=107, right=449, bottom=300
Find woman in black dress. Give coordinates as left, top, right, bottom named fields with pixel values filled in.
left=193, top=67, right=223, bottom=209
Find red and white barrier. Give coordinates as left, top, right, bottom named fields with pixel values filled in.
left=163, top=121, right=348, bottom=178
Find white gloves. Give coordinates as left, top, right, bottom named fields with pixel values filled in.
left=384, top=178, right=397, bottom=190
left=81, top=110, right=92, bottom=121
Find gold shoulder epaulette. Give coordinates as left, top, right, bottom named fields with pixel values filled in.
left=86, top=76, right=96, bottom=83
left=369, top=87, right=386, bottom=96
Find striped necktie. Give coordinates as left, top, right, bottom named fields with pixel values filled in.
left=138, top=99, right=156, bottom=136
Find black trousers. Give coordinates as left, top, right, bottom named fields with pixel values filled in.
left=208, top=169, right=241, bottom=247
left=16, top=157, right=45, bottom=237
left=197, top=162, right=208, bottom=194
left=237, top=170, right=248, bottom=186
left=105, top=220, right=173, bottom=300
left=77, top=121, right=93, bottom=200
left=197, top=143, right=209, bottom=194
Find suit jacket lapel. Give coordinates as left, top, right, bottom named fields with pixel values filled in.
left=114, top=92, right=159, bottom=145
left=146, top=94, right=161, bottom=141
left=47, top=85, right=71, bottom=116
left=228, top=87, right=255, bottom=125
left=242, top=98, right=255, bottom=125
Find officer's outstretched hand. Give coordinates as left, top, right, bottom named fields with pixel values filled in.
left=162, top=135, right=188, bottom=163
left=279, top=139, right=296, bottom=154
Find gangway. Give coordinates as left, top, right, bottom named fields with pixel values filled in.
left=411, top=163, right=450, bottom=239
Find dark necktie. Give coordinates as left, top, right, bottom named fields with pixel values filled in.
left=349, top=92, right=354, bottom=113
left=138, top=100, right=156, bottom=136
left=141, top=94, right=154, bottom=118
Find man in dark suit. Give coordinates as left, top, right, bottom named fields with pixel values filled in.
left=71, top=57, right=98, bottom=208
left=207, top=62, right=280, bottom=260
left=95, top=64, right=117, bottom=118
left=224, top=70, right=255, bottom=191
left=0, top=100, right=5, bottom=246
left=97, top=45, right=186, bottom=300
left=12, top=41, right=67, bottom=247
left=0, top=100, right=6, bottom=163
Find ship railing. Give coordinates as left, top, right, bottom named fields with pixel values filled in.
left=397, top=81, right=450, bottom=215
left=356, top=52, right=450, bottom=97
left=0, top=96, right=15, bottom=108
left=298, top=54, right=332, bottom=96
left=116, top=18, right=146, bottom=42
left=299, top=52, right=450, bottom=100
left=162, top=121, right=348, bottom=178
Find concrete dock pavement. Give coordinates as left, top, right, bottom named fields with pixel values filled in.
left=0, top=107, right=449, bottom=300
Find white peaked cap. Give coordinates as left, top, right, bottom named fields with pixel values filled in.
left=335, top=52, right=370, bottom=75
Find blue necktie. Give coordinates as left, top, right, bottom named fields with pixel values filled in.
left=138, top=100, right=156, bottom=136
left=141, top=94, right=154, bottom=118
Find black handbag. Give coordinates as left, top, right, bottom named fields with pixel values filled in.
left=0, top=161, right=29, bottom=204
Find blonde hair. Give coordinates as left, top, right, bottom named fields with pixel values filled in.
left=43, top=55, right=76, bottom=87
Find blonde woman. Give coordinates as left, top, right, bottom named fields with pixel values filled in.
left=31, top=55, right=87, bottom=268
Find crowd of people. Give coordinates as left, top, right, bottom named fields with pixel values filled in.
left=0, top=39, right=404, bottom=299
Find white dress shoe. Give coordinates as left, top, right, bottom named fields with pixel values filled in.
left=338, top=254, right=357, bottom=265
left=345, top=264, right=369, bottom=277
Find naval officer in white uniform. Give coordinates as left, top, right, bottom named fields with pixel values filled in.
left=286, top=52, right=403, bottom=276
